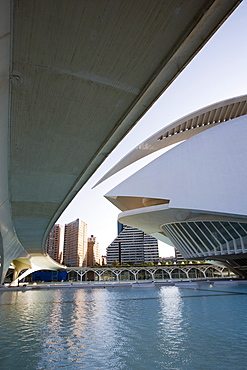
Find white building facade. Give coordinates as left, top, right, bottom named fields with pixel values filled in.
left=105, top=96, right=247, bottom=277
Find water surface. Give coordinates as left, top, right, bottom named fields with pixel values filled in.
left=0, top=282, right=247, bottom=369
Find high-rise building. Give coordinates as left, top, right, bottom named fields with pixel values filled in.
left=63, top=219, right=87, bottom=267
left=46, top=224, right=64, bottom=263
left=87, top=235, right=101, bottom=266
left=175, top=248, right=185, bottom=263
left=107, top=223, right=159, bottom=265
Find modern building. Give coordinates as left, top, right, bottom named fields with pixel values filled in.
left=104, top=95, right=247, bottom=278
left=46, top=224, right=64, bottom=263
left=87, top=235, right=101, bottom=266
left=63, top=219, right=87, bottom=267
left=0, top=0, right=241, bottom=284
left=175, top=249, right=185, bottom=264
left=107, top=223, right=159, bottom=265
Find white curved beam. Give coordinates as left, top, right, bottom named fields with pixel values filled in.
left=96, top=94, right=247, bottom=186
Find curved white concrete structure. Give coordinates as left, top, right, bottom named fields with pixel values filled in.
left=98, top=95, right=247, bottom=185
left=105, top=96, right=247, bottom=277
left=0, top=0, right=241, bottom=283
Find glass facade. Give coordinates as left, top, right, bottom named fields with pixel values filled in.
left=107, top=224, right=159, bottom=265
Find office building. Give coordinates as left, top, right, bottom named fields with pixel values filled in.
left=107, top=223, right=159, bottom=265
left=63, top=219, right=87, bottom=267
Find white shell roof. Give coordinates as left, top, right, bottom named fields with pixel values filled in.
left=97, top=94, right=247, bottom=186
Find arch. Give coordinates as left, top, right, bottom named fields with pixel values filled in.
left=221, top=267, right=233, bottom=277
left=188, top=268, right=205, bottom=279
left=171, top=268, right=187, bottom=280
left=85, top=269, right=100, bottom=282
left=119, top=269, right=135, bottom=281
left=100, top=269, right=117, bottom=281
left=67, top=270, right=86, bottom=282
left=137, top=269, right=152, bottom=281
left=205, top=267, right=223, bottom=278
left=154, top=269, right=170, bottom=280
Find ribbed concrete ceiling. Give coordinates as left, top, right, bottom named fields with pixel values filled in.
left=9, top=0, right=240, bottom=254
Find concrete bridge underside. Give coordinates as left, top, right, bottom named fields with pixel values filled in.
left=0, top=0, right=241, bottom=284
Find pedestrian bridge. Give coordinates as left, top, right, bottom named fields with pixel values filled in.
left=67, top=264, right=234, bottom=282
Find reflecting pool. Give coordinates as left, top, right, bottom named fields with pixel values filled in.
left=0, top=282, right=247, bottom=369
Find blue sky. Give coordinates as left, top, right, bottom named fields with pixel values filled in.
left=58, top=1, right=247, bottom=257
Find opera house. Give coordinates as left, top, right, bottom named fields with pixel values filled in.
left=105, top=95, right=247, bottom=278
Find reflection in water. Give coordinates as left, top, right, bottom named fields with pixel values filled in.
left=36, top=288, right=132, bottom=369
left=1, top=285, right=247, bottom=369
left=39, top=290, right=67, bottom=364
left=0, top=290, right=58, bottom=369
left=158, top=286, right=191, bottom=368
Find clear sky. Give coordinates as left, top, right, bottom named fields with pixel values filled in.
left=58, top=1, right=247, bottom=257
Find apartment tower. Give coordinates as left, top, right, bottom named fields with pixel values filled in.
left=87, top=235, right=101, bottom=266
left=63, top=219, right=87, bottom=267
left=46, top=224, right=63, bottom=263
